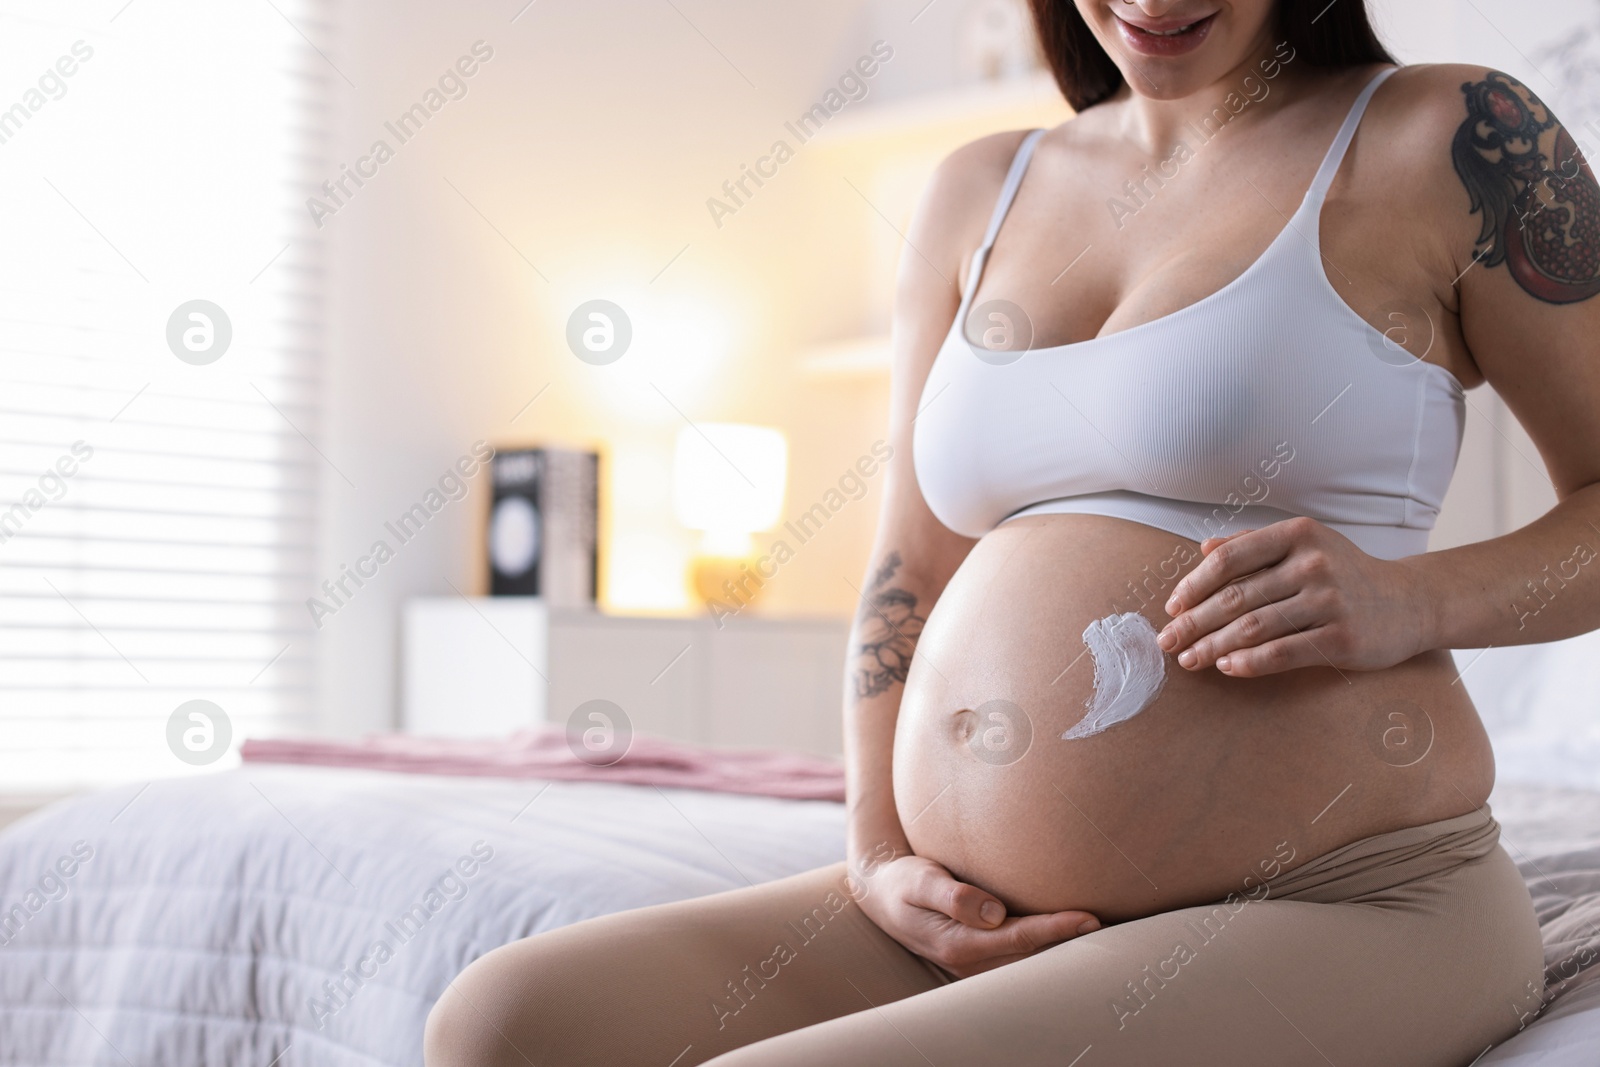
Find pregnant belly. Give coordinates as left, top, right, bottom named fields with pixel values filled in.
left=891, top=514, right=1494, bottom=922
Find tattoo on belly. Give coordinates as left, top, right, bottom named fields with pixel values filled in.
left=1452, top=70, right=1600, bottom=304
left=851, top=550, right=926, bottom=698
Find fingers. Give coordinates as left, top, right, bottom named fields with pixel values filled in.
left=933, top=908, right=1100, bottom=976
left=1172, top=587, right=1331, bottom=670
left=904, top=865, right=1006, bottom=928
left=1198, top=530, right=1251, bottom=554
left=1158, top=567, right=1303, bottom=661
left=882, top=859, right=1103, bottom=977
left=945, top=881, right=1007, bottom=928
left=1167, top=522, right=1305, bottom=616
left=1183, top=604, right=1303, bottom=670
left=1214, top=630, right=1341, bottom=677
left=1001, top=909, right=1100, bottom=950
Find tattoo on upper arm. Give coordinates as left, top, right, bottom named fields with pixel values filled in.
left=1451, top=70, right=1600, bottom=304
left=851, top=550, right=927, bottom=699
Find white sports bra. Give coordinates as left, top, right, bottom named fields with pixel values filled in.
left=912, top=67, right=1466, bottom=561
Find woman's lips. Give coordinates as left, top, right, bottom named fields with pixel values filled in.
left=1113, top=11, right=1217, bottom=57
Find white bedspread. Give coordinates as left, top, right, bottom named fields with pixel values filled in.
left=0, top=766, right=847, bottom=1067
left=2, top=769, right=1598, bottom=1066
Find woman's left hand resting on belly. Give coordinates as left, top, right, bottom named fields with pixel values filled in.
left=1153, top=517, right=1431, bottom=676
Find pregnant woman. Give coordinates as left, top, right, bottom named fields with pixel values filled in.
left=428, top=1, right=1600, bottom=1064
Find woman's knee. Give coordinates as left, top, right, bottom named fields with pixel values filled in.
left=424, top=914, right=686, bottom=1067
left=423, top=941, right=553, bottom=1067
left=423, top=866, right=858, bottom=1066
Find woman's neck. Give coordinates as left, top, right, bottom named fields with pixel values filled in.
left=1103, top=34, right=1318, bottom=157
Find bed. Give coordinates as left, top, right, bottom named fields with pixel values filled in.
left=2, top=770, right=1598, bottom=1066
left=0, top=768, right=848, bottom=1066
left=2, top=633, right=1598, bottom=1066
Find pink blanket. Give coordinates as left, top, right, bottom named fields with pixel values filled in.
left=239, top=727, right=846, bottom=801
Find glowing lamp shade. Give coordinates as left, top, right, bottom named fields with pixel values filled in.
left=673, top=424, right=787, bottom=555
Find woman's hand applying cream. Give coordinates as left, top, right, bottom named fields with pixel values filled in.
left=1155, top=516, right=1433, bottom=677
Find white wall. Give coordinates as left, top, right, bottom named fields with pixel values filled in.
left=314, top=0, right=1600, bottom=736
left=314, top=0, right=899, bottom=734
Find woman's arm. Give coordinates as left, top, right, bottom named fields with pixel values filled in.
left=1160, top=65, right=1600, bottom=676
left=1401, top=488, right=1600, bottom=651
left=842, top=137, right=984, bottom=872
left=842, top=132, right=1102, bottom=974
left=843, top=541, right=964, bottom=868
left=1400, top=66, right=1600, bottom=650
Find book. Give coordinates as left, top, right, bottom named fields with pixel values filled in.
left=488, top=447, right=598, bottom=605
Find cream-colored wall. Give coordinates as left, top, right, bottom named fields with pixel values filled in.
left=316, top=0, right=1044, bottom=732
left=317, top=0, right=1594, bottom=734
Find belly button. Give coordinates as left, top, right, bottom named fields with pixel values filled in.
left=954, top=699, right=1034, bottom=766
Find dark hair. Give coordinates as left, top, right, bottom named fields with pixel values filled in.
left=1026, top=1, right=1398, bottom=110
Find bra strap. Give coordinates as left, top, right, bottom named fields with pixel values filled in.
left=1303, top=66, right=1398, bottom=206
left=977, top=128, right=1047, bottom=254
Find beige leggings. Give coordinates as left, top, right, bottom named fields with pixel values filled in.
left=425, top=810, right=1544, bottom=1067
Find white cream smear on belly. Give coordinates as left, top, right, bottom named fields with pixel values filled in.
left=1062, top=612, right=1169, bottom=739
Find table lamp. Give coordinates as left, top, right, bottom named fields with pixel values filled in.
left=673, top=423, right=787, bottom=609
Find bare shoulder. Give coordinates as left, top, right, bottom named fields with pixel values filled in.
left=908, top=128, right=1038, bottom=278
left=1353, top=65, right=1486, bottom=186
left=1362, top=63, right=1585, bottom=213
left=1367, top=63, right=1499, bottom=136
left=887, top=128, right=1039, bottom=414
left=1369, top=63, right=1600, bottom=304
left=928, top=128, right=1037, bottom=215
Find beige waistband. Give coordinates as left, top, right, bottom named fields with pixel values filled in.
left=1263, top=807, right=1501, bottom=904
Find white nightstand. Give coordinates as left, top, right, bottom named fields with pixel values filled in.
left=401, top=597, right=850, bottom=756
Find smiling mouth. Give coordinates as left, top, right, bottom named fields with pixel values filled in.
left=1113, top=11, right=1217, bottom=54
left=1117, top=12, right=1214, bottom=35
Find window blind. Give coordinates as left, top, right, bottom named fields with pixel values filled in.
left=0, top=0, right=326, bottom=790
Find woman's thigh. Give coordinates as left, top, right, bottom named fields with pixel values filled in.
left=704, top=848, right=1544, bottom=1067
left=423, top=862, right=948, bottom=1067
